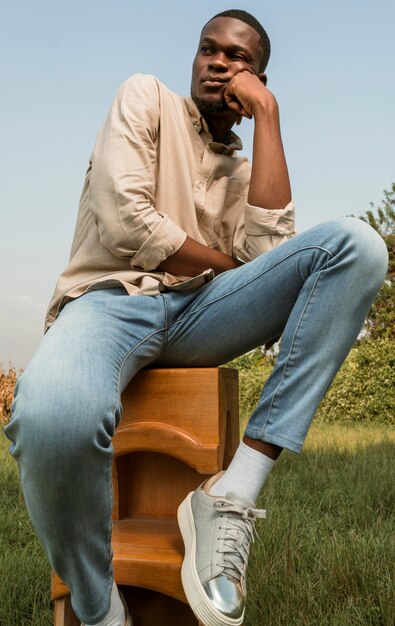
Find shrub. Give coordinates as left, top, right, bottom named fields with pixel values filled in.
left=0, top=366, right=17, bottom=423
left=229, top=338, right=395, bottom=427
left=316, top=338, right=395, bottom=425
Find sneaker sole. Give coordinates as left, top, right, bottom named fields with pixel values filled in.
left=177, top=493, right=244, bottom=626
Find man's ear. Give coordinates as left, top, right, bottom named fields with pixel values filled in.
left=258, top=72, right=268, bottom=86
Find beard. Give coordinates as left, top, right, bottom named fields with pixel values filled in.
left=192, top=94, right=228, bottom=115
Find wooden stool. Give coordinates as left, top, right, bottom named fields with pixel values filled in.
left=51, top=367, right=239, bottom=625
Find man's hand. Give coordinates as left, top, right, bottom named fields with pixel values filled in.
left=224, top=70, right=278, bottom=122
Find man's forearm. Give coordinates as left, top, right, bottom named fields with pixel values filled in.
left=248, top=101, right=291, bottom=210
left=156, top=235, right=242, bottom=276
left=223, top=71, right=292, bottom=211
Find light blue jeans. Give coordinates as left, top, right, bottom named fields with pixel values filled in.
left=4, top=218, right=388, bottom=623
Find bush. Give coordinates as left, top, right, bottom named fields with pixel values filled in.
left=229, top=338, right=395, bottom=427
left=0, top=366, right=17, bottom=423
left=316, top=338, right=395, bottom=425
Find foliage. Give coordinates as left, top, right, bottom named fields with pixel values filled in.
left=315, top=338, right=395, bottom=425
left=229, top=337, right=395, bottom=427
left=360, top=182, right=395, bottom=237
left=0, top=366, right=17, bottom=423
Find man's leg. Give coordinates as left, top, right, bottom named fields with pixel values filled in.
left=3, top=289, right=167, bottom=625
left=161, top=218, right=388, bottom=626
left=163, top=218, right=388, bottom=451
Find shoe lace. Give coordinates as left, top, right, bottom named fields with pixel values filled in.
left=213, top=497, right=266, bottom=584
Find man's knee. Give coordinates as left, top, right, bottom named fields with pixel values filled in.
left=4, top=367, right=118, bottom=465
left=339, top=217, right=388, bottom=283
left=314, top=217, right=388, bottom=287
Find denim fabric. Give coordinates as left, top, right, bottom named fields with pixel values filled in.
left=4, top=218, right=388, bottom=623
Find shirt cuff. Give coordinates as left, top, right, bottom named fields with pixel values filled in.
left=130, top=213, right=187, bottom=271
left=244, top=201, right=295, bottom=236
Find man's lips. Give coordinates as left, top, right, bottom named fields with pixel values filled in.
left=202, top=75, right=229, bottom=87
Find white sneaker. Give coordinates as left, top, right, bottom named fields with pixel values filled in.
left=177, top=473, right=266, bottom=626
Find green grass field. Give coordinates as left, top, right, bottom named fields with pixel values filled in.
left=1, top=424, right=394, bottom=626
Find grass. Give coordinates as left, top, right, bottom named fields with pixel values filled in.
left=0, top=432, right=52, bottom=626
left=1, top=424, right=394, bottom=625
left=248, top=423, right=395, bottom=626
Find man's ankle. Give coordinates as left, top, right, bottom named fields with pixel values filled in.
left=84, top=582, right=125, bottom=626
left=242, top=435, right=283, bottom=460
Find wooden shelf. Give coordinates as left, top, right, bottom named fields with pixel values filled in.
left=112, top=518, right=186, bottom=601
left=52, top=517, right=185, bottom=602
left=51, top=368, right=239, bottom=626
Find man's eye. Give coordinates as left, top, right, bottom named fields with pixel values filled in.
left=233, top=54, right=247, bottom=61
left=201, top=45, right=213, bottom=54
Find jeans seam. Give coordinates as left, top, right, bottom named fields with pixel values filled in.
left=104, top=454, right=115, bottom=616
left=257, top=266, right=326, bottom=438
left=157, top=295, right=170, bottom=363
left=173, top=245, right=334, bottom=323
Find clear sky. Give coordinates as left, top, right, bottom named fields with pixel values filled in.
left=1, top=0, right=394, bottom=369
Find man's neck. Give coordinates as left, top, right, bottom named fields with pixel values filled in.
left=203, top=111, right=237, bottom=144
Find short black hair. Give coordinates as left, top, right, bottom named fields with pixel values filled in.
left=206, top=9, right=271, bottom=72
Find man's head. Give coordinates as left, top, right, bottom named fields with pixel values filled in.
left=191, top=9, right=271, bottom=117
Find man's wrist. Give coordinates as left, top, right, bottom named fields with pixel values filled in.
left=213, top=255, right=243, bottom=276
left=252, top=96, right=279, bottom=120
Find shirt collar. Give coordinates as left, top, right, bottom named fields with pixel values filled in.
left=183, top=97, right=243, bottom=154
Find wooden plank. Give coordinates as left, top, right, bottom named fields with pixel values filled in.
left=116, top=368, right=222, bottom=445
left=112, top=518, right=185, bottom=600
left=113, top=421, right=219, bottom=473
left=52, top=517, right=187, bottom=602
left=53, top=596, right=79, bottom=626
left=116, top=452, right=210, bottom=519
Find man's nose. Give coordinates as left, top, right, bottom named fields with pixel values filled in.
left=208, top=53, right=229, bottom=72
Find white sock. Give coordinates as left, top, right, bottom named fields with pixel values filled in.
left=85, top=582, right=125, bottom=626
left=209, top=441, right=275, bottom=504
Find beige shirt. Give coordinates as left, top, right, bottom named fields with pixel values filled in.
left=46, top=73, right=295, bottom=329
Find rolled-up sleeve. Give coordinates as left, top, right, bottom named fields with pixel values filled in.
left=89, top=74, right=187, bottom=271
left=234, top=200, right=296, bottom=261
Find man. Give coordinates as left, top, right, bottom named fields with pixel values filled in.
left=4, top=9, right=388, bottom=626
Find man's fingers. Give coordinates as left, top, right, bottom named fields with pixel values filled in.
left=224, top=93, right=252, bottom=119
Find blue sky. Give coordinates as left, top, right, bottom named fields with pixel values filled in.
left=1, top=0, right=394, bottom=368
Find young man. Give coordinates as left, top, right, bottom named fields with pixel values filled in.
left=4, top=9, right=388, bottom=626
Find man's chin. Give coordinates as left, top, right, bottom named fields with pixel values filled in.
left=192, top=95, right=228, bottom=115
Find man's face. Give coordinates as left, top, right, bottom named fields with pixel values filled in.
left=191, top=17, right=265, bottom=115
